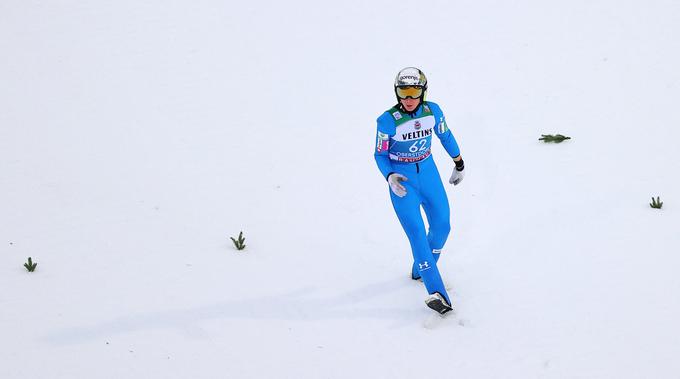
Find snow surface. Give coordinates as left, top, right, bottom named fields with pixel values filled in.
left=2, top=0, right=680, bottom=378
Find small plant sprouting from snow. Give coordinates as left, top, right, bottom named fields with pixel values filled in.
left=650, top=196, right=663, bottom=209
left=24, top=257, right=37, bottom=272
left=231, top=231, right=246, bottom=250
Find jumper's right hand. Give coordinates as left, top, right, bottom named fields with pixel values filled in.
left=388, top=173, right=408, bottom=197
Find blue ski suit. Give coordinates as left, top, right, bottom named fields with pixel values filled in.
left=374, top=101, right=461, bottom=305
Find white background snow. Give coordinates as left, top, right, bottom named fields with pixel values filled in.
left=2, top=0, right=680, bottom=378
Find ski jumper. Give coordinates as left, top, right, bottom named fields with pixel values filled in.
left=374, top=101, right=460, bottom=305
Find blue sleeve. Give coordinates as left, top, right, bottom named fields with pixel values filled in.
left=428, top=102, right=461, bottom=158
left=374, top=112, right=395, bottom=180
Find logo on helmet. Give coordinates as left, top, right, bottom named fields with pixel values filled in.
left=400, top=75, right=420, bottom=82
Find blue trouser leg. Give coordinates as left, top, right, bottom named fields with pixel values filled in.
left=410, top=159, right=451, bottom=281
left=390, top=159, right=451, bottom=305
left=423, top=160, right=451, bottom=255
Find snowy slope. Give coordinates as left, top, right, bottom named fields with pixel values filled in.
left=2, top=0, right=680, bottom=378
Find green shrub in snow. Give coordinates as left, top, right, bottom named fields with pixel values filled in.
left=24, top=257, right=37, bottom=272
left=650, top=196, right=663, bottom=209
left=231, top=231, right=246, bottom=250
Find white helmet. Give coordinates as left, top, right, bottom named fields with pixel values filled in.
left=394, top=67, right=427, bottom=102
left=394, top=67, right=428, bottom=88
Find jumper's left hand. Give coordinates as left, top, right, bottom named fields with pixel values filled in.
left=449, top=159, right=465, bottom=186
left=449, top=167, right=464, bottom=185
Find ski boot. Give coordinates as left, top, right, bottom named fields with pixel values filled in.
left=425, top=292, right=453, bottom=315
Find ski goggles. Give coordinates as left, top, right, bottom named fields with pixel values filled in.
left=396, top=86, right=424, bottom=99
